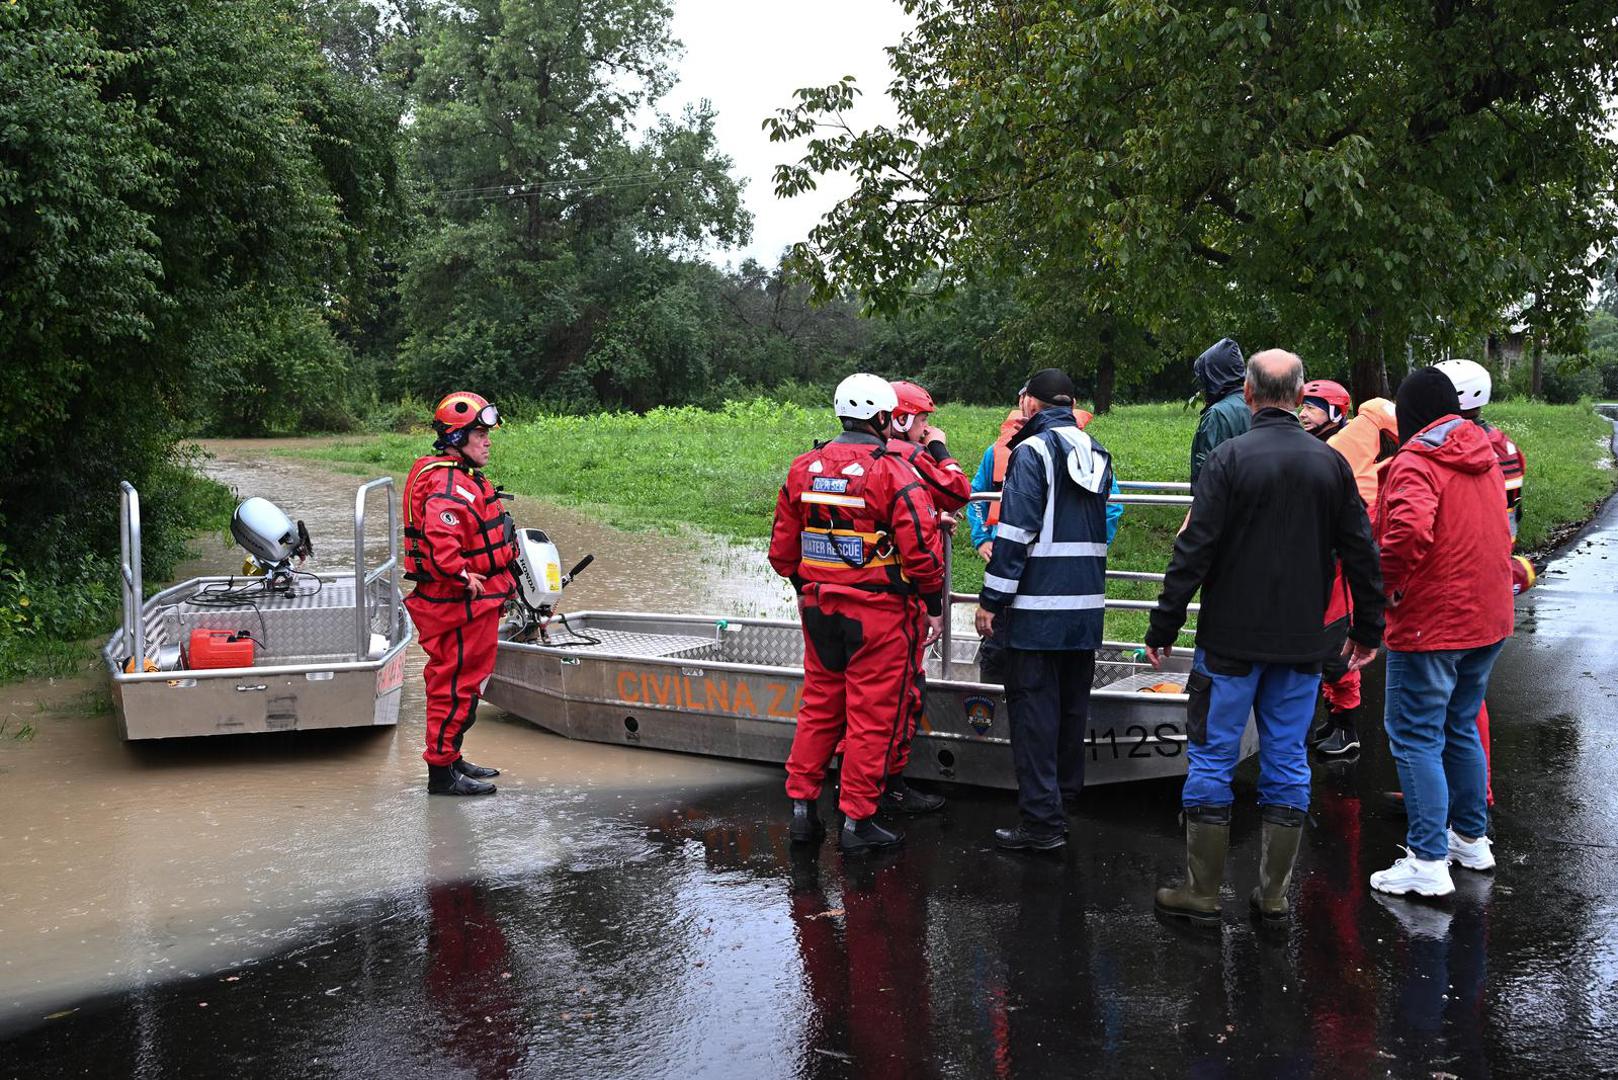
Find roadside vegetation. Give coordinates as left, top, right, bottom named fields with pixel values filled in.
left=296, top=399, right=1616, bottom=641
left=0, top=459, right=233, bottom=685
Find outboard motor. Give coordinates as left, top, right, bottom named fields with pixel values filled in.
left=231, top=497, right=313, bottom=588
left=510, top=527, right=592, bottom=640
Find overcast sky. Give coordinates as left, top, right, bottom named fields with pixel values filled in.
left=663, top=1, right=915, bottom=268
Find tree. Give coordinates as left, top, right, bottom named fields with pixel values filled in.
left=0, top=0, right=401, bottom=572
left=768, top=1, right=1618, bottom=405
left=394, top=0, right=749, bottom=408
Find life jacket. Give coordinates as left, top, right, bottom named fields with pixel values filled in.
left=986, top=407, right=1093, bottom=525
left=1478, top=420, right=1525, bottom=518
left=402, top=455, right=517, bottom=586
left=771, top=437, right=944, bottom=598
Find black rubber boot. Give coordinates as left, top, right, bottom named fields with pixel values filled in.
left=453, top=758, right=500, bottom=779
left=1317, top=709, right=1360, bottom=756
left=789, top=798, right=825, bottom=845
left=427, top=763, right=496, bottom=796
left=1154, top=805, right=1231, bottom=927
left=839, top=816, right=902, bottom=853
left=1306, top=714, right=1334, bottom=747
left=1249, top=805, right=1307, bottom=922
left=994, top=825, right=1066, bottom=852
left=880, top=776, right=945, bottom=815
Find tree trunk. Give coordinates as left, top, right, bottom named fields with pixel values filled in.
left=1094, top=322, right=1116, bottom=414
left=1347, top=320, right=1387, bottom=405
left=1531, top=335, right=1544, bottom=398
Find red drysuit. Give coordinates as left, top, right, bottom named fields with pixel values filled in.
left=403, top=454, right=516, bottom=768
left=884, top=437, right=970, bottom=773
left=769, top=431, right=947, bottom=820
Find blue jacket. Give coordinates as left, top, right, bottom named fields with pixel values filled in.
left=978, top=407, right=1114, bottom=650
left=968, top=443, right=1122, bottom=548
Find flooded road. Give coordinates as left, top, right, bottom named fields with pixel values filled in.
left=0, top=443, right=795, bottom=1040
left=4, top=438, right=1618, bottom=1078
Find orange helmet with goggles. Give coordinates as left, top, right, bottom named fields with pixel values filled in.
left=432, top=391, right=501, bottom=448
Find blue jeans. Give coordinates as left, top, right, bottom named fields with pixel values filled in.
left=1383, top=642, right=1504, bottom=861
left=1182, top=648, right=1321, bottom=810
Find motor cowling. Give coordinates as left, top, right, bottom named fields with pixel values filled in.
left=232, top=498, right=299, bottom=568
left=512, top=528, right=564, bottom=612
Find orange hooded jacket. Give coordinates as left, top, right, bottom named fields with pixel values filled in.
left=1327, top=398, right=1398, bottom=511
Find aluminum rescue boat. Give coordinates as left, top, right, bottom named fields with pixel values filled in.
left=488, top=486, right=1257, bottom=789
left=103, top=479, right=412, bottom=740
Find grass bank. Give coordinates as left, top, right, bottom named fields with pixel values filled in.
left=0, top=456, right=236, bottom=686
left=294, top=399, right=1617, bottom=640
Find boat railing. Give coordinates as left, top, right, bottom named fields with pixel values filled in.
left=118, top=481, right=145, bottom=673
left=115, top=477, right=400, bottom=669
left=353, top=477, right=400, bottom=661
left=940, top=487, right=1195, bottom=674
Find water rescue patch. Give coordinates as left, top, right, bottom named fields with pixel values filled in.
left=964, top=695, right=996, bottom=736
left=801, top=532, right=865, bottom=563
left=810, top=477, right=850, bottom=494
left=440, top=510, right=460, bottom=527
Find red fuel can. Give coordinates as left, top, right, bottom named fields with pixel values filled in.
left=185, top=629, right=256, bottom=670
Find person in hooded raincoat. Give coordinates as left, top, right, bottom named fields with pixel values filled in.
left=1190, top=338, right=1251, bottom=483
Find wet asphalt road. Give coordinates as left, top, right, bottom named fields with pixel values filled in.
left=5, top=447, right=1618, bottom=1078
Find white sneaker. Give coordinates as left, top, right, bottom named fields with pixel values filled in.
left=1447, top=828, right=1495, bottom=871
left=1370, top=848, right=1455, bottom=897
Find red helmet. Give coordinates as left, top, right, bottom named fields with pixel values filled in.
left=1302, top=379, right=1351, bottom=427
left=432, top=391, right=500, bottom=447
left=890, top=380, right=936, bottom=417
left=1303, top=380, right=1351, bottom=412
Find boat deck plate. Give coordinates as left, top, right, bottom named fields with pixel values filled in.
left=538, top=628, right=722, bottom=660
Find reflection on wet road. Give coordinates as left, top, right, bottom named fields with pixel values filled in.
left=3, top=439, right=1617, bottom=1078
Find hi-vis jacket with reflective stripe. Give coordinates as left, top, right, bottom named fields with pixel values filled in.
left=768, top=431, right=948, bottom=614
left=403, top=455, right=517, bottom=602
left=978, top=407, right=1113, bottom=650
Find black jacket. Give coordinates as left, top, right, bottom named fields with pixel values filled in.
left=1147, top=408, right=1385, bottom=663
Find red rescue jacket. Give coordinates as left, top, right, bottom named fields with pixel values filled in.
left=1375, top=417, right=1513, bottom=652
left=768, top=432, right=948, bottom=612
left=1478, top=420, right=1526, bottom=533
left=887, top=438, right=970, bottom=512
left=403, top=455, right=517, bottom=603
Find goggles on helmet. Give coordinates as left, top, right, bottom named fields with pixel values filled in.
left=469, top=403, right=500, bottom=429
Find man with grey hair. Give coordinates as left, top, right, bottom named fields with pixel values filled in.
left=1145, top=349, right=1385, bottom=927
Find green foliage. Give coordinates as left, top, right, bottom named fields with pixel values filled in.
left=768, top=1, right=1618, bottom=404
left=0, top=463, right=232, bottom=684
left=0, top=0, right=402, bottom=591
left=393, top=0, right=751, bottom=408
left=194, top=300, right=365, bottom=435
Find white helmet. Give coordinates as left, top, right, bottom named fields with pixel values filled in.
left=833, top=373, right=899, bottom=420
left=1435, top=358, right=1491, bottom=409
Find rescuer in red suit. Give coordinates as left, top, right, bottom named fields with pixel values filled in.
left=879, top=379, right=970, bottom=814
left=403, top=391, right=517, bottom=796
left=769, top=374, right=948, bottom=852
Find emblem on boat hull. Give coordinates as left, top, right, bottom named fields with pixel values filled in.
left=964, top=695, right=995, bottom=735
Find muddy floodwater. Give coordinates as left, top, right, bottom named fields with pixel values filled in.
left=4, top=438, right=1618, bottom=1078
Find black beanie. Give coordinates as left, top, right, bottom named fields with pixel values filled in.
left=1395, top=367, right=1462, bottom=445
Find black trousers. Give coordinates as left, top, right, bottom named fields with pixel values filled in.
left=1005, top=648, right=1096, bottom=836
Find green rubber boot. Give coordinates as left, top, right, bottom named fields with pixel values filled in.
left=1250, top=805, right=1307, bottom=922
left=1155, top=805, right=1231, bottom=927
